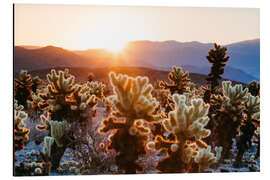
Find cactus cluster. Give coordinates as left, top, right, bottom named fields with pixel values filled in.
left=234, top=93, right=260, bottom=167
left=210, top=81, right=251, bottom=159
left=14, top=70, right=42, bottom=107
left=14, top=100, right=30, bottom=152
left=31, top=69, right=103, bottom=122
left=14, top=43, right=260, bottom=175
left=28, top=69, right=105, bottom=171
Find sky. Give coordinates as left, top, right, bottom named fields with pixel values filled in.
left=14, top=4, right=260, bottom=51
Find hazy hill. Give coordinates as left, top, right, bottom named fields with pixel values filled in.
left=73, top=49, right=126, bottom=67
left=123, top=39, right=260, bottom=82
left=20, top=45, right=42, bottom=50
left=14, top=39, right=259, bottom=83
left=27, top=66, right=244, bottom=87
left=180, top=65, right=258, bottom=84
left=226, top=39, right=260, bottom=78
left=14, top=46, right=91, bottom=73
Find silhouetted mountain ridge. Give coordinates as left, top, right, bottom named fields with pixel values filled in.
left=14, top=39, right=259, bottom=83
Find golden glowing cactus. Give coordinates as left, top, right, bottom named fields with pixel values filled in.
left=194, top=146, right=216, bottom=172
left=50, top=121, right=66, bottom=147
left=246, top=93, right=260, bottom=118
left=146, top=93, right=218, bottom=173
left=107, top=72, right=159, bottom=123
left=162, top=94, right=210, bottom=140
left=159, top=66, right=190, bottom=94
left=47, top=69, right=75, bottom=95
left=222, top=81, right=248, bottom=107
left=86, top=81, right=105, bottom=100
left=14, top=100, right=30, bottom=151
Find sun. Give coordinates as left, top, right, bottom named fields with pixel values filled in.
left=106, top=46, right=123, bottom=53
left=106, top=46, right=124, bottom=53
left=106, top=42, right=127, bottom=53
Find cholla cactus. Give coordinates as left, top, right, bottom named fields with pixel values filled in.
left=14, top=70, right=42, bottom=107
left=104, top=72, right=159, bottom=122
left=156, top=67, right=191, bottom=140
left=212, top=81, right=250, bottom=159
left=159, top=66, right=190, bottom=95
left=247, top=80, right=260, bottom=96
left=194, top=146, right=216, bottom=172
left=43, top=136, right=54, bottom=157
left=33, top=69, right=104, bottom=171
left=147, top=94, right=214, bottom=173
left=27, top=88, right=48, bottom=110
left=245, top=93, right=260, bottom=120
left=86, top=81, right=105, bottom=100
left=36, top=112, right=51, bottom=131
left=235, top=93, right=260, bottom=167
left=50, top=121, right=66, bottom=147
left=14, top=100, right=30, bottom=152
left=99, top=72, right=160, bottom=173
left=152, top=87, right=172, bottom=116
left=215, top=146, right=223, bottom=162
left=33, top=69, right=75, bottom=119
left=222, top=81, right=248, bottom=110
left=47, top=69, right=74, bottom=94
left=33, top=69, right=100, bottom=121
left=201, top=85, right=224, bottom=146
left=206, top=43, right=230, bottom=93
left=38, top=136, right=55, bottom=175
left=162, top=94, right=210, bottom=140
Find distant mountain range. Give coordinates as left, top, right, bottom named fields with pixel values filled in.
left=27, top=66, right=245, bottom=89
left=14, top=39, right=259, bottom=83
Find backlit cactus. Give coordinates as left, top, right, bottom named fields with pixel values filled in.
left=245, top=93, right=260, bottom=119
left=222, top=81, right=248, bottom=110
left=14, top=70, right=42, bottom=107
left=159, top=66, right=190, bottom=95
left=86, top=81, right=105, bottom=100
left=235, top=93, right=260, bottom=167
left=162, top=94, right=210, bottom=140
left=105, top=72, right=159, bottom=121
left=32, top=69, right=102, bottom=122
left=206, top=43, right=230, bottom=93
left=212, top=81, right=249, bottom=159
left=14, top=100, right=30, bottom=152
left=12, top=34, right=262, bottom=176
left=147, top=94, right=216, bottom=173
left=32, top=68, right=105, bottom=171
left=99, top=72, right=160, bottom=173
left=194, top=146, right=216, bottom=172
left=49, top=121, right=66, bottom=147
left=215, top=146, right=223, bottom=162
left=36, top=112, right=51, bottom=131
left=43, top=136, right=54, bottom=158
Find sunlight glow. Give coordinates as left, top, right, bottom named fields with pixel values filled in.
left=106, top=43, right=126, bottom=53
left=15, top=5, right=259, bottom=50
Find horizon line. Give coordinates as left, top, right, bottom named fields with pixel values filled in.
left=15, top=38, right=260, bottom=51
